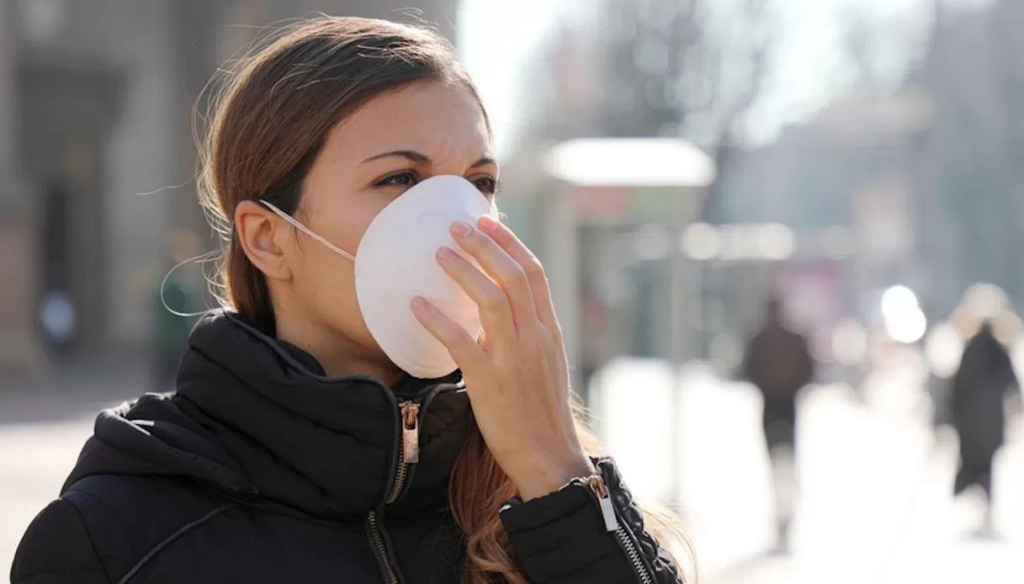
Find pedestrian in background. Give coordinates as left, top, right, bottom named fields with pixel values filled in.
left=951, top=319, right=1020, bottom=537
left=742, top=296, right=816, bottom=554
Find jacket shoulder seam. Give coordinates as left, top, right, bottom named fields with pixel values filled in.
left=61, top=496, right=116, bottom=584
left=116, top=503, right=236, bottom=584
left=64, top=485, right=135, bottom=534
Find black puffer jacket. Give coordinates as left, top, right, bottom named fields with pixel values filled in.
left=12, top=314, right=682, bottom=583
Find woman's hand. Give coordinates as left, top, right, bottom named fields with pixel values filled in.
left=411, top=216, right=594, bottom=500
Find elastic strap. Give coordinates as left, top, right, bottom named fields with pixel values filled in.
left=259, top=200, right=356, bottom=261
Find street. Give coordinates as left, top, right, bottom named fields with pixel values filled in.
left=1, top=359, right=146, bottom=578
left=595, top=358, right=1024, bottom=583
left=2, top=359, right=1023, bottom=582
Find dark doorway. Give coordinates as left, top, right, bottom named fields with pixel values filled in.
left=20, top=65, right=123, bottom=354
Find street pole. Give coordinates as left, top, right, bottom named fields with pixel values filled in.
left=668, top=213, right=685, bottom=506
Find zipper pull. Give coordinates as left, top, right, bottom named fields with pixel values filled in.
left=588, top=475, right=619, bottom=532
left=400, top=402, right=421, bottom=464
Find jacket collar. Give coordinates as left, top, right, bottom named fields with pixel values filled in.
left=169, top=312, right=471, bottom=519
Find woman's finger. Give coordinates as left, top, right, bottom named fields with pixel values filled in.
left=411, top=296, right=488, bottom=373
left=435, top=246, right=517, bottom=348
left=476, top=216, right=560, bottom=337
left=450, top=221, right=538, bottom=328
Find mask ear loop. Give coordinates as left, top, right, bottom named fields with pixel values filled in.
left=258, top=200, right=356, bottom=262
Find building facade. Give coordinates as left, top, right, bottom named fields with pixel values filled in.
left=0, top=0, right=458, bottom=371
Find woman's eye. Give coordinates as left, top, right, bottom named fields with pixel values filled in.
left=375, top=171, right=419, bottom=188
left=472, top=177, right=499, bottom=196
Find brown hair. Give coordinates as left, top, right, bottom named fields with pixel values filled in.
left=199, top=16, right=485, bottom=335
left=198, top=16, right=689, bottom=583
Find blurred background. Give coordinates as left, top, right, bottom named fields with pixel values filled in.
left=2, top=0, right=1024, bottom=581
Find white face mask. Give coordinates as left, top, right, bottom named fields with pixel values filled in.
left=261, top=174, right=495, bottom=379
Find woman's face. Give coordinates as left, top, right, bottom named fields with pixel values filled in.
left=239, top=80, right=497, bottom=377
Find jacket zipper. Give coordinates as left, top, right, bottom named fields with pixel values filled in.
left=389, top=401, right=420, bottom=502
left=366, top=510, right=399, bottom=584
left=587, top=474, right=655, bottom=584
left=366, top=400, right=422, bottom=584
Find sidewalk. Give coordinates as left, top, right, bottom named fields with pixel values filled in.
left=4, top=359, right=1022, bottom=582
left=0, top=350, right=152, bottom=425
left=1, top=352, right=154, bottom=577
left=594, top=359, right=1024, bottom=584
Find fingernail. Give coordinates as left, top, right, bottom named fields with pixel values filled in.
left=478, top=216, right=499, bottom=232
left=437, top=246, right=456, bottom=260
left=411, top=296, right=426, bottom=310
left=451, top=221, right=473, bottom=237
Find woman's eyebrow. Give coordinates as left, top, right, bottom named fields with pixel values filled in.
left=469, top=155, right=497, bottom=169
left=362, top=150, right=432, bottom=164
left=361, top=150, right=498, bottom=168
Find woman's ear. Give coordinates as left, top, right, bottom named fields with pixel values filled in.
left=235, top=200, right=293, bottom=283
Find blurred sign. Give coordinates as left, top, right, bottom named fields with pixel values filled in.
left=546, top=138, right=717, bottom=188
left=571, top=185, right=705, bottom=223
left=682, top=222, right=797, bottom=261
left=570, top=185, right=630, bottom=219
left=778, top=261, right=846, bottom=361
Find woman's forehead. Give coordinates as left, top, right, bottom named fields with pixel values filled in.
left=326, top=81, right=492, bottom=165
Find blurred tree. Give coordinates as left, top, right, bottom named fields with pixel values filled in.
left=598, top=0, right=772, bottom=147
left=523, top=0, right=775, bottom=222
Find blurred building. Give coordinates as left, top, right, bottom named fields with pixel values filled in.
left=913, top=0, right=1024, bottom=317
left=709, top=89, right=932, bottom=332
left=707, top=0, right=1024, bottom=350
left=0, top=0, right=457, bottom=372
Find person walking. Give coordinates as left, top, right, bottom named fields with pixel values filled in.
left=742, top=296, right=815, bottom=553
left=951, top=320, right=1020, bottom=537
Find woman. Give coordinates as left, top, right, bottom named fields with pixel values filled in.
left=12, top=17, right=686, bottom=584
